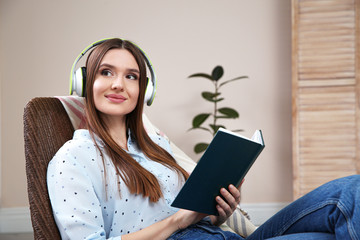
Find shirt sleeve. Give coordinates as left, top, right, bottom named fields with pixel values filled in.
left=47, top=142, right=122, bottom=240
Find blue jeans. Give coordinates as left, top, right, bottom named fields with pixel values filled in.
left=168, top=175, right=360, bottom=240
left=250, top=175, right=359, bottom=239
left=168, top=218, right=242, bottom=240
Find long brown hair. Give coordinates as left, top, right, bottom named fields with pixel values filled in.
left=84, top=38, right=188, bottom=202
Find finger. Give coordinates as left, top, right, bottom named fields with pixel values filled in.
left=220, top=186, right=239, bottom=210
left=228, top=184, right=241, bottom=204
left=220, top=187, right=235, bottom=204
left=216, top=196, right=233, bottom=216
left=216, top=204, right=227, bottom=219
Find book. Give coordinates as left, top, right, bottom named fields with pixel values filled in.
left=171, top=128, right=265, bottom=215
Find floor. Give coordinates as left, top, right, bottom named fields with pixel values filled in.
left=0, top=233, right=33, bottom=240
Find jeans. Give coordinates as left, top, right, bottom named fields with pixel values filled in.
left=168, top=218, right=242, bottom=240
left=168, top=175, right=360, bottom=240
left=249, top=175, right=359, bottom=239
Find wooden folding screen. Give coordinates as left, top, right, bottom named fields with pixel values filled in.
left=292, top=0, right=360, bottom=199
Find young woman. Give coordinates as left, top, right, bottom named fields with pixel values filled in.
left=47, top=38, right=360, bottom=240
left=47, top=38, right=242, bottom=240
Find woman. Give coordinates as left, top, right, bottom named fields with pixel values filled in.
left=48, top=38, right=360, bottom=240
left=47, top=38, right=242, bottom=240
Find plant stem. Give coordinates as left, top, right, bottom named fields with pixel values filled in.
left=213, top=80, right=218, bottom=136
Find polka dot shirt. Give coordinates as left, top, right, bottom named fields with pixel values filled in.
left=47, top=129, right=184, bottom=240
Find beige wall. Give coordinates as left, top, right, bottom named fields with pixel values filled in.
left=0, top=0, right=292, bottom=208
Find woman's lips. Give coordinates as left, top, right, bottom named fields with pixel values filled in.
left=106, top=94, right=127, bottom=103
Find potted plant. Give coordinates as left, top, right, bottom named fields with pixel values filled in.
left=188, top=65, right=248, bottom=154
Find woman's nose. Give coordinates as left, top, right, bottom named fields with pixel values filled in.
left=111, top=76, right=124, bottom=90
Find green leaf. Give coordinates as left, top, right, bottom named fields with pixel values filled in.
left=192, top=113, right=211, bottom=128
left=218, top=107, right=239, bottom=118
left=188, top=73, right=213, bottom=81
left=210, top=124, right=226, bottom=134
left=202, top=91, right=221, bottom=102
left=231, top=129, right=244, bottom=133
left=194, top=143, right=209, bottom=154
left=213, top=98, right=225, bottom=103
left=211, top=66, right=224, bottom=81
left=219, top=76, right=248, bottom=88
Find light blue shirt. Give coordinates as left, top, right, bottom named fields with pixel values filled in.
left=47, top=129, right=184, bottom=240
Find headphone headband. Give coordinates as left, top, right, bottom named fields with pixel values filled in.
left=69, top=38, right=157, bottom=106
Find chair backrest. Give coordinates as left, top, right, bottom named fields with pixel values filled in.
left=24, top=97, right=74, bottom=239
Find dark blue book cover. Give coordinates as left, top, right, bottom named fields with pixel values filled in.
left=171, top=128, right=265, bottom=215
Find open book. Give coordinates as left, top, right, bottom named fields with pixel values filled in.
left=171, top=128, right=265, bottom=215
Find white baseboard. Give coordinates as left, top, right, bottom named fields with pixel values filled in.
left=0, top=207, right=32, bottom=233
left=240, top=202, right=289, bottom=226
left=0, top=203, right=289, bottom=233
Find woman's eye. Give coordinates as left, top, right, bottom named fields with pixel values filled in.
left=101, top=69, right=112, bottom=77
left=127, top=74, right=138, bottom=80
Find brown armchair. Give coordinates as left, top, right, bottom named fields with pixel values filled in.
left=23, top=97, right=73, bottom=239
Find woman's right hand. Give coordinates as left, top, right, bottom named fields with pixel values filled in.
left=122, top=209, right=208, bottom=240
left=171, top=209, right=208, bottom=230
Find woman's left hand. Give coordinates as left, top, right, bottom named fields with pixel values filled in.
left=209, top=184, right=241, bottom=226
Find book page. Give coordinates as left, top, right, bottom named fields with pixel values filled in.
left=251, top=130, right=264, bottom=145
left=218, top=128, right=263, bottom=145
left=218, top=128, right=251, bottom=141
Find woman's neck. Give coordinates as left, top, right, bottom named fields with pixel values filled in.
left=102, top=115, right=129, bottom=150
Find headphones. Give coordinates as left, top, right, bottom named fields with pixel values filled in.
left=69, top=38, right=157, bottom=106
